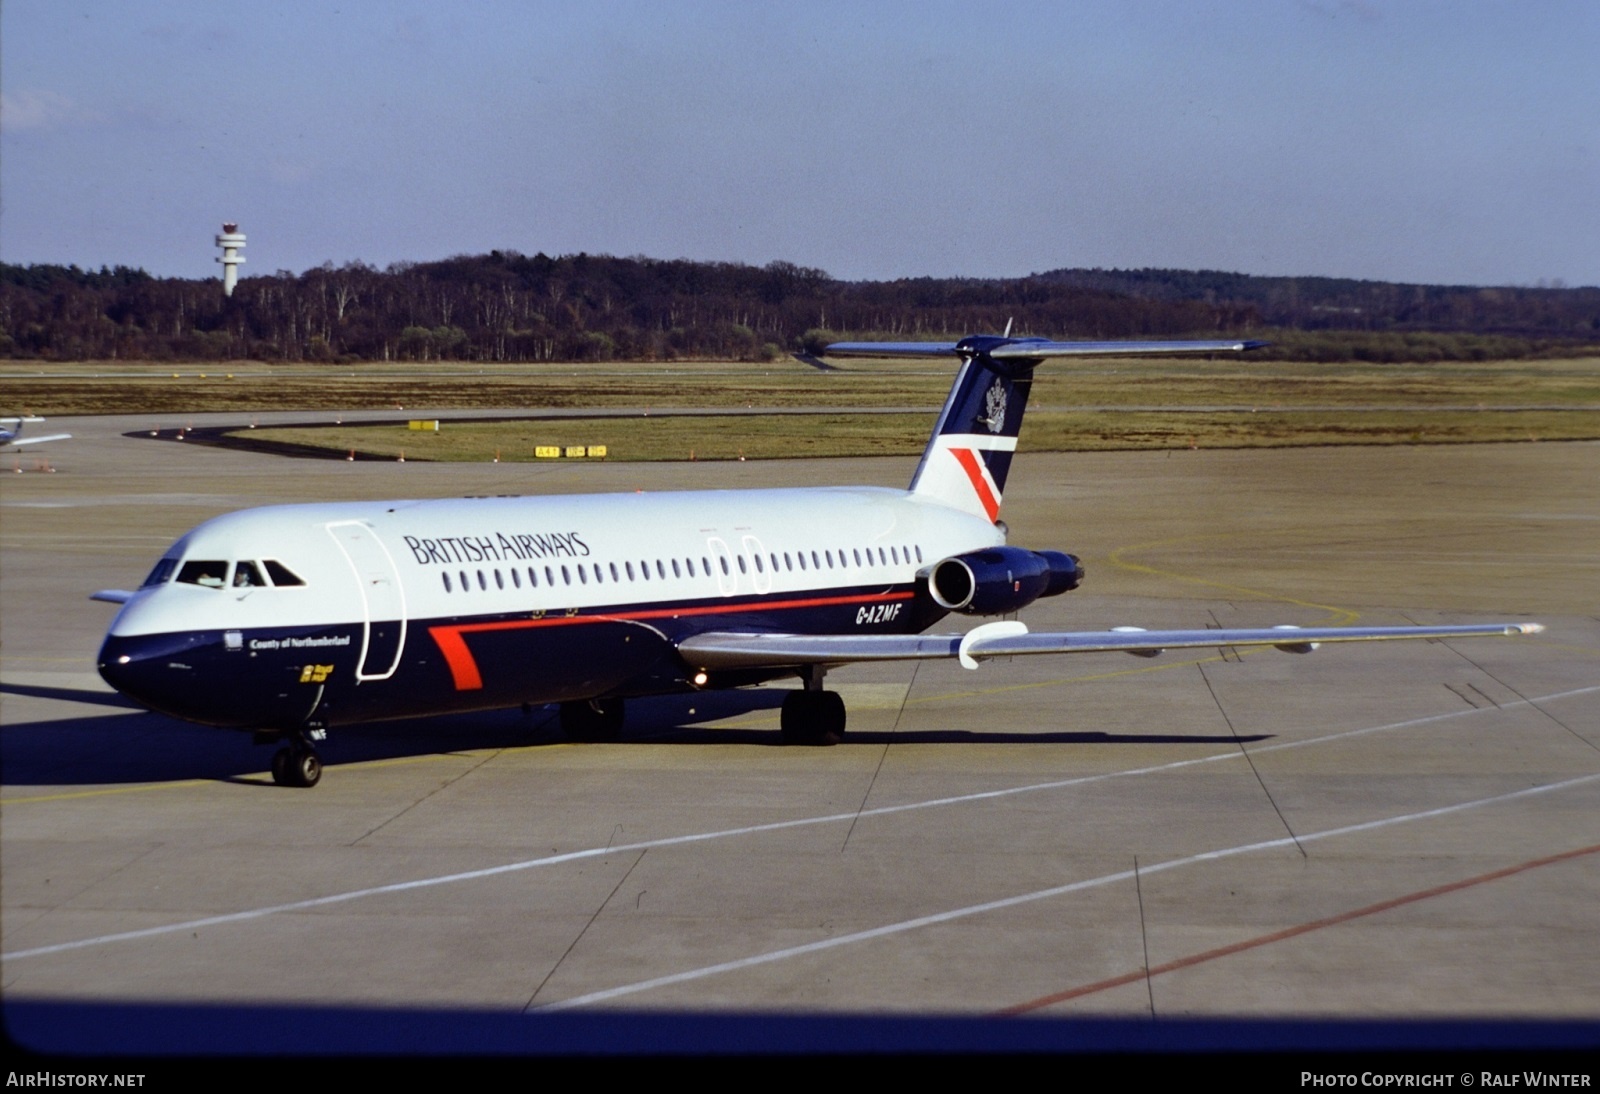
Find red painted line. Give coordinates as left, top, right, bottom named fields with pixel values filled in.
left=950, top=447, right=1000, bottom=522
left=428, top=626, right=484, bottom=691
left=428, top=589, right=917, bottom=691
left=997, top=841, right=1600, bottom=1016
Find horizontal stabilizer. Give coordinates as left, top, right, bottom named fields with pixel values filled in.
left=677, top=622, right=1542, bottom=672
left=823, top=341, right=963, bottom=358
left=824, top=338, right=1268, bottom=360
left=988, top=339, right=1268, bottom=359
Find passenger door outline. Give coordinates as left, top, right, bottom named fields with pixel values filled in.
left=326, top=521, right=407, bottom=681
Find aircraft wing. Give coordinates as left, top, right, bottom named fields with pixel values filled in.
left=677, top=621, right=1542, bottom=673
left=5, top=433, right=71, bottom=447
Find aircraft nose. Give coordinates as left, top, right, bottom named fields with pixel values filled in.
left=99, top=632, right=321, bottom=729
left=98, top=633, right=208, bottom=721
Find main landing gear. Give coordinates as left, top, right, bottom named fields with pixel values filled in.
left=780, top=667, right=846, bottom=746
left=268, top=730, right=325, bottom=788
left=561, top=697, right=625, bottom=741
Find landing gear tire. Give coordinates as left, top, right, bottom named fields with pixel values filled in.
left=561, top=698, right=625, bottom=741
left=271, top=743, right=323, bottom=788
left=780, top=690, right=846, bottom=746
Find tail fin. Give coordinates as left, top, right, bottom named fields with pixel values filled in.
left=909, top=345, right=1033, bottom=522
left=824, top=335, right=1267, bottom=524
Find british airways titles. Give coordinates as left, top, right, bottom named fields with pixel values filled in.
left=402, top=531, right=591, bottom=567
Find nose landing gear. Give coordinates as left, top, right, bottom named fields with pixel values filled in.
left=266, top=728, right=326, bottom=788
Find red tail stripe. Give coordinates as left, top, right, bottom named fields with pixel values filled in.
left=950, top=447, right=1001, bottom=522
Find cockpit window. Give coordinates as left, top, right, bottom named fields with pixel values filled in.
left=263, top=560, right=305, bottom=587
left=232, top=561, right=266, bottom=588
left=177, top=560, right=228, bottom=589
left=141, top=557, right=179, bottom=588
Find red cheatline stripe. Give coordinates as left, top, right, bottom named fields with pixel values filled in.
left=428, top=589, right=917, bottom=691
left=997, top=841, right=1600, bottom=1016
left=949, top=447, right=1000, bottom=522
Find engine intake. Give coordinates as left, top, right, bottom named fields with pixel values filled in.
left=929, top=547, right=1082, bottom=615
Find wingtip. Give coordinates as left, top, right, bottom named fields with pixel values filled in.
left=1514, top=622, right=1546, bottom=635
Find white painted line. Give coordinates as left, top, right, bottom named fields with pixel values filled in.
left=538, top=772, right=1600, bottom=1010
left=5, top=683, right=1596, bottom=963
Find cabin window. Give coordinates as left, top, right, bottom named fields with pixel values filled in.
left=477, top=570, right=487, bottom=591
left=560, top=565, right=570, bottom=585
left=578, top=564, right=588, bottom=585
left=797, top=552, right=806, bottom=571
left=494, top=569, right=504, bottom=590
left=915, top=545, right=923, bottom=563
left=625, top=561, right=635, bottom=581
left=824, top=550, right=834, bottom=568
left=610, top=562, right=620, bottom=582
left=511, top=568, right=521, bottom=588
left=529, top=566, right=539, bottom=587
left=670, top=559, right=680, bottom=578
left=232, top=561, right=266, bottom=588
left=853, top=548, right=863, bottom=567
left=593, top=564, right=603, bottom=585
left=811, top=550, right=820, bottom=569
left=442, top=572, right=453, bottom=593
left=719, top=557, right=730, bottom=576
left=891, top=546, right=900, bottom=564
left=142, top=557, right=178, bottom=587
left=546, top=566, right=555, bottom=586
left=177, top=560, right=228, bottom=589
left=878, top=548, right=887, bottom=565
left=459, top=570, right=469, bottom=591
left=654, top=559, right=665, bottom=579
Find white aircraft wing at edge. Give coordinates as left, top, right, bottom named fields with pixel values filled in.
left=678, top=621, right=1545, bottom=672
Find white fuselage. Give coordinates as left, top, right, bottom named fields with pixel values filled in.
left=100, top=485, right=1004, bottom=728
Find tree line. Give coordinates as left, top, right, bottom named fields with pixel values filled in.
left=2, top=252, right=1595, bottom=364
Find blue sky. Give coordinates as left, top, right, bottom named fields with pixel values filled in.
left=3, top=1, right=1596, bottom=286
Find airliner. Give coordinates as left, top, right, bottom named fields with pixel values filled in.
left=1, top=416, right=71, bottom=450
left=92, top=335, right=1540, bottom=787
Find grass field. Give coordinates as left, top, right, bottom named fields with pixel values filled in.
left=5, top=355, right=1599, bottom=460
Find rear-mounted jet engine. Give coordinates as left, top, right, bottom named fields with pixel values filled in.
left=928, top=547, right=1082, bottom=616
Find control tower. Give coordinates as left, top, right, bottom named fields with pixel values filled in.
left=215, top=222, right=246, bottom=296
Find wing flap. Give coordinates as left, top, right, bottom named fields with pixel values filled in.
left=677, top=622, right=1542, bottom=672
